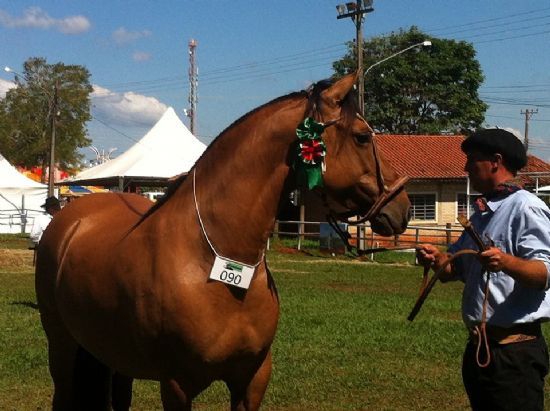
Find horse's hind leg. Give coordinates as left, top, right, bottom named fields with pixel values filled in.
left=112, top=373, right=133, bottom=411
left=228, top=350, right=273, bottom=411
left=44, top=323, right=79, bottom=410
left=72, top=346, right=111, bottom=410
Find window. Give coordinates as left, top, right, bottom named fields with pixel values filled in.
left=456, top=193, right=475, bottom=219
left=409, top=193, right=436, bottom=221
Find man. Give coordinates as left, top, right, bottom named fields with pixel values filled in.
left=417, top=128, right=550, bottom=411
left=30, top=196, right=61, bottom=247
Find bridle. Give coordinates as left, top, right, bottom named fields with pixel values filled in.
left=315, top=112, right=409, bottom=228
left=338, top=113, right=409, bottom=225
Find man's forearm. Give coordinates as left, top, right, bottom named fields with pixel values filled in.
left=501, top=255, right=548, bottom=290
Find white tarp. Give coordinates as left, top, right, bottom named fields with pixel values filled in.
left=0, top=153, right=48, bottom=234
left=69, top=107, right=206, bottom=181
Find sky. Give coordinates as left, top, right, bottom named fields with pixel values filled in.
left=1, top=0, right=550, bottom=163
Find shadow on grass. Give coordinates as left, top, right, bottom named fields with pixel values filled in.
left=10, top=301, right=39, bottom=310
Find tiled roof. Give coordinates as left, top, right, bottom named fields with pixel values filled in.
left=375, top=134, right=550, bottom=180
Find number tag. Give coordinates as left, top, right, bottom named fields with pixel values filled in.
left=209, top=256, right=255, bottom=289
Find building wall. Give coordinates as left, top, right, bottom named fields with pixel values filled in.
left=407, top=180, right=468, bottom=227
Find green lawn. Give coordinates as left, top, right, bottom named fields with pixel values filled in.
left=1, top=245, right=549, bottom=410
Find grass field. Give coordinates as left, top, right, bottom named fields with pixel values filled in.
left=1, top=238, right=550, bottom=410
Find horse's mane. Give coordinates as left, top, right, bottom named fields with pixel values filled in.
left=136, top=76, right=357, bottom=224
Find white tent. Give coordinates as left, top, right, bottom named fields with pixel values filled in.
left=66, top=107, right=206, bottom=188
left=0, top=153, right=48, bottom=234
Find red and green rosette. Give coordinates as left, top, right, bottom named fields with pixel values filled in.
left=294, top=117, right=327, bottom=190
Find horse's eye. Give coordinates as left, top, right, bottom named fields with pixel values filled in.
left=354, top=132, right=372, bottom=145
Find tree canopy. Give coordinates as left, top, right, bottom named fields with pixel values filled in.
left=332, top=27, right=487, bottom=134
left=0, top=57, right=92, bottom=176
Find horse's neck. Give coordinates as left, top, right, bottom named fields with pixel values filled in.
left=188, top=100, right=304, bottom=264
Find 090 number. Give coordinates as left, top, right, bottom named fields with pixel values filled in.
left=219, top=270, right=242, bottom=285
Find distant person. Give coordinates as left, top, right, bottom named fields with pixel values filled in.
left=30, top=196, right=61, bottom=247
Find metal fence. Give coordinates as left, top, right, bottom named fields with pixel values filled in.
left=0, top=209, right=36, bottom=234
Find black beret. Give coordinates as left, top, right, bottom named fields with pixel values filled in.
left=41, top=196, right=60, bottom=209
left=461, top=128, right=527, bottom=172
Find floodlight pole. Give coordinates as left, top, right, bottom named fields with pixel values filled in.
left=336, top=1, right=374, bottom=114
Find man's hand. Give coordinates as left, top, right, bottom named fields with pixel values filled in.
left=416, top=244, right=442, bottom=267
left=479, top=247, right=548, bottom=289
left=416, top=244, right=454, bottom=281
left=479, top=247, right=507, bottom=272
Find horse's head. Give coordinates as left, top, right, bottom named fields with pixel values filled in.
left=301, top=73, right=410, bottom=236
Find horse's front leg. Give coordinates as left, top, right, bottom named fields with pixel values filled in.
left=228, top=350, right=273, bottom=411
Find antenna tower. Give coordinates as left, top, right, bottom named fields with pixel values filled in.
left=187, top=39, right=198, bottom=135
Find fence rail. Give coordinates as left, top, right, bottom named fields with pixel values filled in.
left=0, top=210, right=32, bottom=234
left=270, top=220, right=463, bottom=252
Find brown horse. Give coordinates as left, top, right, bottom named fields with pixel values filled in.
left=35, top=73, right=410, bottom=410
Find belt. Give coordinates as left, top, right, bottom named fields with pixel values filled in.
left=469, top=322, right=541, bottom=345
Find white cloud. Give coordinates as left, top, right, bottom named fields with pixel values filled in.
left=91, top=85, right=167, bottom=127
left=132, top=51, right=151, bottom=62
left=0, top=78, right=16, bottom=97
left=0, top=7, right=90, bottom=34
left=112, top=27, right=152, bottom=45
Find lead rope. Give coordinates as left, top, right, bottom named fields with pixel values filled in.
left=193, top=168, right=264, bottom=268
left=474, top=271, right=491, bottom=368
left=411, top=249, right=492, bottom=368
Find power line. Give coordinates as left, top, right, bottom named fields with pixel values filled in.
left=473, top=28, right=550, bottom=44
left=101, top=43, right=346, bottom=91
left=426, top=6, right=550, bottom=33
left=429, top=13, right=550, bottom=37
left=91, top=114, right=143, bottom=145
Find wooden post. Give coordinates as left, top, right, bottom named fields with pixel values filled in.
left=446, top=222, right=452, bottom=246
left=298, top=200, right=305, bottom=251
left=273, top=220, right=279, bottom=241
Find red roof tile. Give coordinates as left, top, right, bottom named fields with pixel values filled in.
left=375, top=134, right=550, bottom=180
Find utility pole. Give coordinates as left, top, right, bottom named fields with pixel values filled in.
left=48, top=80, right=59, bottom=197
left=520, top=108, right=538, bottom=152
left=186, top=38, right=198, bottom=135
left=336, top=0, right=374, bottom=114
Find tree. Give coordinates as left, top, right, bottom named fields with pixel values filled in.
left=0, top=57, right=93, bottom=177
left=332, top=27, right=487, bottom=134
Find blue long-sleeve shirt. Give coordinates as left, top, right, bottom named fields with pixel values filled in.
left=449, top=190, right=550, bottom=328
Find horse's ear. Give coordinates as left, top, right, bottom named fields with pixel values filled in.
left=322, top=72, right=358, bottom=105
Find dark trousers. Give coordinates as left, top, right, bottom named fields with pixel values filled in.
left=462, top=336, right=549, bottom=411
